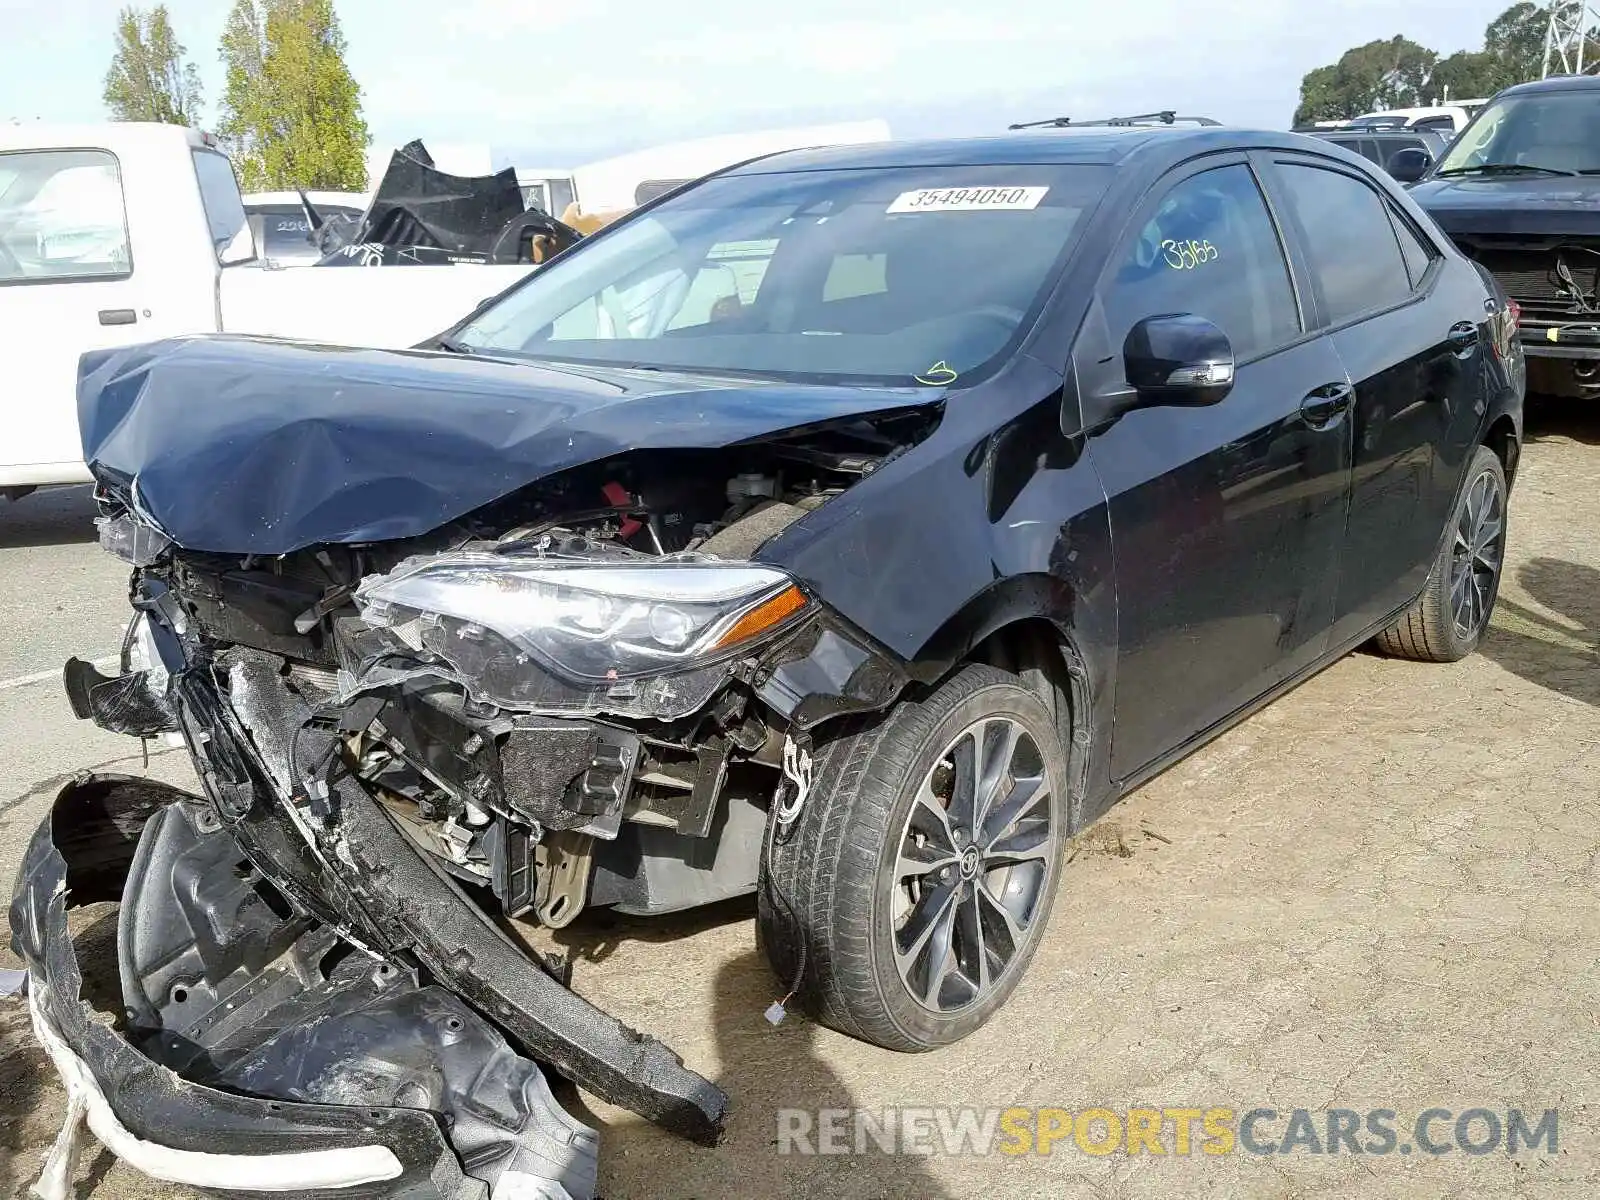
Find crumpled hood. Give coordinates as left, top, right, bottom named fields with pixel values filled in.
left=1411, top=175, right=1600, bottom=236
left=79, top=335, right=938, bottom=555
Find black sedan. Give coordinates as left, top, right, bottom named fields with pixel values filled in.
left=18, top=123, right=1522, bottom=1198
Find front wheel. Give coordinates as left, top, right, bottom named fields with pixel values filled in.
left=758, top=664, right=1069, bottom=1051
left=1375, top=445, right=1508, bottom=663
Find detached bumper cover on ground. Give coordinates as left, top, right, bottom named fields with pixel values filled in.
left=10, top=780, right=474, bottom=1198
left=9, top=704, right=727, bottom=1198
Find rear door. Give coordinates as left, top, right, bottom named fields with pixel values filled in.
left=1262, top=153, right=1487, bottom=646
left=1079, top=156, right=1356, bottom=780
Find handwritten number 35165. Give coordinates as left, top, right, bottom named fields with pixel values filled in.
left=1161, top=239, right=1219, bottom=270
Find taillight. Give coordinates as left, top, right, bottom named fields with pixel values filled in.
left=1491, top=298, right=1520, bottom=362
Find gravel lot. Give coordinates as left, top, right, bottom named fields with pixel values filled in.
left=2, top=403, right=1597, bottom=1199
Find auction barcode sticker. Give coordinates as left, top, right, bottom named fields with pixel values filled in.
left=886, top=186, right=1049, bottom=213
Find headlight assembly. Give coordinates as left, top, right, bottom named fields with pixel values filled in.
left=96, top=514, right=172, bottom=566
left=353, top=552, right=810, bottom=685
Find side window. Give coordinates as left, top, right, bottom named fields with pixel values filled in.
left=191, top=150, right=248, bottom=260
left=1274, top=164, right=1412, bottom=324
left=1388, top=206, right=1438, bottom=289
left=1358, top=139, right=1385, bottom=165
left=1103, top=163, right=1299, bottom=364
left=0, top=149, right=131, bottom=283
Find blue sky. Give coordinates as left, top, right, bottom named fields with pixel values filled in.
left=1, top=0, right=1519, bottom=168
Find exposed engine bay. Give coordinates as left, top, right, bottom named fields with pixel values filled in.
left=88, top=427, right=919, bottom=929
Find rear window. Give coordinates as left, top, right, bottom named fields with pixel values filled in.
left=0, top=149, right=131, bottom=284
left=250, top=204, right=362, bottom=260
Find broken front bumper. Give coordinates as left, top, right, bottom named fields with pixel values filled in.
left=10, top=778, right=482, bottom=1198
left=11, top=656, right=728, bottom=1195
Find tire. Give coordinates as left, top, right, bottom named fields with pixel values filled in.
left=1374, top=444, right=1508, bottom=663
left=757, top=664, right=1069, bottom=1051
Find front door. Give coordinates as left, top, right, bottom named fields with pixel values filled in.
left=1076, top=158, right=1356, bottom=781
left=0, top=147, right=188, bottom=483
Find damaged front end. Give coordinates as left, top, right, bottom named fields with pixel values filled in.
left=18, top=345, right=930, bottom=1197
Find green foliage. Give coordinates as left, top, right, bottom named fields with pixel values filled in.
left=1294, top=2, right=1600, bottom=124
left=1483, top=1, right=1550, bottom=85
left=102, top=5, right=203, bottom=125
left=1293, top=37, right=1438, bottom=125
left=1429, top=51, right=1501, bottom=103
left=217, top=0, right=370, bottom=191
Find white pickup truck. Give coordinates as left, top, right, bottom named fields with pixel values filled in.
left=0, top=122, right=536, bottom=495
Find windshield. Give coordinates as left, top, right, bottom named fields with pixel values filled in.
left=1435, top=90, right=1600, bottom=174
left=456, top=164, right=1109, bottom=385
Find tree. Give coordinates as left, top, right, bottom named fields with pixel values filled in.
left=1290, top=4, right=1600, bottom=125
left=1483, top=1, right=1554, bottom=87
left=1429, top=51, right=1500, bottom=103
left=218, top=0, right=369, bottom=191
left=1293, top=37, right=1438, bottom=125
left=102, top=5, right=203, bottom=125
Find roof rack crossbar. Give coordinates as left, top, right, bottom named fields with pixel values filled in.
left=1008, top=111, right=1222, bottom=131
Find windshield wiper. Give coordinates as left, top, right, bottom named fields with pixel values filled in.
left=432, top=336, right=475, bottom=355
left=1434, top=163, right=1578, bottom=178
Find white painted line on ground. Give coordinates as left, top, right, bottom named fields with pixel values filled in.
left=0, top=654, right=118, bottom=693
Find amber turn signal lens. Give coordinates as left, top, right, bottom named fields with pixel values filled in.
left=713, top=584, right=807, bottom=650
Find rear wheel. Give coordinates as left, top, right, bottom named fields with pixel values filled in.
left=758, top=664, right=1069, bottom=1051
left=1375, top=445, right=1507, bottom=662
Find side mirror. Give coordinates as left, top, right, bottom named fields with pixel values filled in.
left=1123, top=314, right=1235, bottom=407
left=1387, top=147, right=1433, bottom=184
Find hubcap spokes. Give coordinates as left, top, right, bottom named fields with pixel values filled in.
left=1449, top=470, right=1505, bottom=640
left=892, top=716, right=1057, bottom=1013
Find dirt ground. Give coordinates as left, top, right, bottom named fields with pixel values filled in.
left=3, top=403, right=1599, bottom=1199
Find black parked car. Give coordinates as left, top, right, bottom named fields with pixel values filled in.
left=1407, top=74, right=1600, bottom=398
left=16, top=124, right=1523, bottom=1199
left=1303, top=125, right=1451, bottom=180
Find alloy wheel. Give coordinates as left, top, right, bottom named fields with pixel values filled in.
left=1448, top=468, right=1505, bottom=640
left=890, top=715, right=1058, bottom=1014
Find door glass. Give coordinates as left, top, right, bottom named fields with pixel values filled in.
left=1388, top=207, right=1437, bottom=289
left=1103, top=163, right=1299, bottom=363
left=1276, top=164, right=1412, bottom=324
left=548, top=178, right=575, bottom=217
left=191, top=150, right=249, bottom=261
left=0, top=149, right=131, bottom=283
